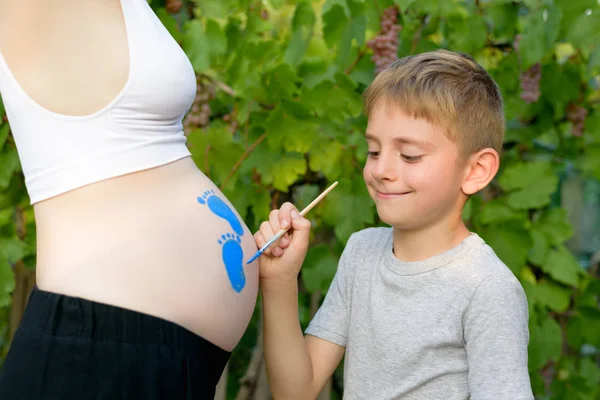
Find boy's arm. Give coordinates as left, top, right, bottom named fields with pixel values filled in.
left=255, top=202, right=349, bottom=399
left=463, top=272, right=534, bottom=400
left=261, top=280, right=345, bottom=399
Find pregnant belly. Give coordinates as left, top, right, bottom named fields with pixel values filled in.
left=32, top=158, right=260, bottom=351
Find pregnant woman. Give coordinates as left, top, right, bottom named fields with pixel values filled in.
left=0, top=1, right=259, bottom=398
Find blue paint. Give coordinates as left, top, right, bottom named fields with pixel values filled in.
left=198, top=190, right=244, bottom=236
left=218, top=233, right=246, bottom=293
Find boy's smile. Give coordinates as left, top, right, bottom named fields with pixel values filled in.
left=374, top=191, right=412, bottom=200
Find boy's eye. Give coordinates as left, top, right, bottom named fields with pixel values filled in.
left=366, top=151, right=380, bottom=158
left=401, top=154, right=422, bottom=163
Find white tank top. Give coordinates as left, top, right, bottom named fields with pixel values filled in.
left=0, top=0, right=197, bottom=204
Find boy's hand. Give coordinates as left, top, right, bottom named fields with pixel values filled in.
left=254, top=202, right=311, bottom=283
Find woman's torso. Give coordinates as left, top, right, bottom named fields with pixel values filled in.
left=0, top=0, right=259, bottom=352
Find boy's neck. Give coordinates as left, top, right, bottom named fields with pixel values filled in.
left=391, top=217, right=471, bottom=263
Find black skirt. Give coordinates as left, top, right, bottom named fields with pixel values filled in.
left=0, top=287, right=231, bottom=399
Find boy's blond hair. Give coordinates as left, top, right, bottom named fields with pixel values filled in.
left=363, top=50, right=505, bottom=158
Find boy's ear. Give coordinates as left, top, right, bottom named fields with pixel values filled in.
left=461, top=148, right=500, bottom=195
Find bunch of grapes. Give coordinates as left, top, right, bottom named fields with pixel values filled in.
left=567, top=103, right=588, bottom=137
left=519, top=63, right=541, bottom=104
left=183, top=76, right=215, bottom=134
left=367, top=6, right=402, bottom=74
left=222, top=113, right=239, bottom=134
left=166, top=0, right=183, bottom=14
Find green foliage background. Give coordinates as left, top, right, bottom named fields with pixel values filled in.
left=1, top=0, right=600, bottom=398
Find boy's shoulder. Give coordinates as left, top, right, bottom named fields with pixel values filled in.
left=457, top=236, right=520, bottom=284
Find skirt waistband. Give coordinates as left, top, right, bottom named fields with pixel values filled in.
left=19, top=286, right=231, bottom=360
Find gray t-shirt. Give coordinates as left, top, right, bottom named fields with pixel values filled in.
left=305, top=227, right=534, bottom=400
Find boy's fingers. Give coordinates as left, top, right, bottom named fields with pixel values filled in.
left=269, top=208, right=291, bottom=255
left=253, top=230, right=265, bottom=248
left=258, top=221, right=275, bottom=257
left=278, top=202, right=298, bottom=230
left=279, top=232, right=290, bottom=248
left=268, top=209, right=281, bottom=233
left=289, top=210, right=311, bottom=252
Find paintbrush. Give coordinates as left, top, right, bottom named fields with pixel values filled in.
left=246, top=181, right=339, bottom=264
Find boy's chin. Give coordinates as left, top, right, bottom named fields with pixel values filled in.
left=376, top=212, right=420, bottom=230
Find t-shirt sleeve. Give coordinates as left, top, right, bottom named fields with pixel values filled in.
left=463, top=272, right=534, bottom=400
left=304, top=235, right=357, bottom=347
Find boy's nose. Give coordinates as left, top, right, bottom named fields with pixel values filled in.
left=371, top=155, right=397, bottom=181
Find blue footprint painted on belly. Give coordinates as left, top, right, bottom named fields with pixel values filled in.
left=218, top=233, right=246, bottom=293
left=198, top=190, right=244, bottom=236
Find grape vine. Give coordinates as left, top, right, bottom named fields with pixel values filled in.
left=183, top=76, right=215, bottom=134
left=567, top=103, right=588, bottom=137
left=519, top=63, right=542, bottom=104
left=165, top=0, right=183, bottom=14
left=367, top=6, right=402, bottom=74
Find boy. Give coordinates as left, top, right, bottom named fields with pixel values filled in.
left=254, top=50, right=534, bottom=399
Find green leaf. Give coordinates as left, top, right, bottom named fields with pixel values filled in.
left=579, top=306, right=600, bottom=348
left=498, top=161, right=558, bottom=209
left=566, top=12, right=600, bottom=50
left=300, top=74, right=362, bottom=122
left=544, top=6, right=562, bottom=52
left=263, top=64, right=299, bottom=103
left=0, top=145, right=20, bottom=190
left=0, top=123, right=9, bottom=152
left=585, top=111, right=600, bottom=144
left=478, top=199, right=526, bottom=224
left=205, top=19, right=228, bottom=60
left=499, top=161, right=553, bottom=190
left=480, top=220, right=531, bottom=275
left=540, top=63, right=583, bottom=118
left=194, top=0, right=237, bottom=19
left=529, top=314, right=562, bottom=370
left=272, top=153, right=307, bottom=191
left=0, top=96, right=5, bottom=116
left=0, top=238, right=28, bottom=264
left=264, top=105, right=317, bottom=153
left=268, top=0, right=285, bottom=8
left=485, top=3, right=518, bottom=43
left=534, top=207, right=573, bottom=246
left=447, top=13, right=487, bottom=54
left=581, top=144, right=600, bottom=180
left=566, top=315, right=586, bottom=348
left=579, top=358, right=600, bottom=390
left=555, top=0, right=596, bottom=36
left=394, top=0, right=417, bottom=11
left=302, top=244, right=339, bottom=293
left=284, top=1, right=316, bottom=66
left=224, top=181, right=271, bottom=230
left=155, top=8, right=183, bottom=43
left=528, top=228, right=549, bottom=266
left=309, top=141, right=344, bottom=180
left=535, top=280, right=571, bottom=312
left=0, top=255, right=14, bottom=308
left=518, top=10, right=547, bottom=69
left=409, top=0, right=463, bottom=18
left=183, top=20, right=209, bottom=72
left=323, top=0, right=351, bottom=18
left=506, top=182, right=558, bottom=209
left=322, top=1, right=366, bottom=68
left=187, top=124, right=245, bottom=184
left=323, top=5, right=349, bottom=48
left=542, top=247, right=581, bottom=287
left=321, top=176, right=375, bottom=242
